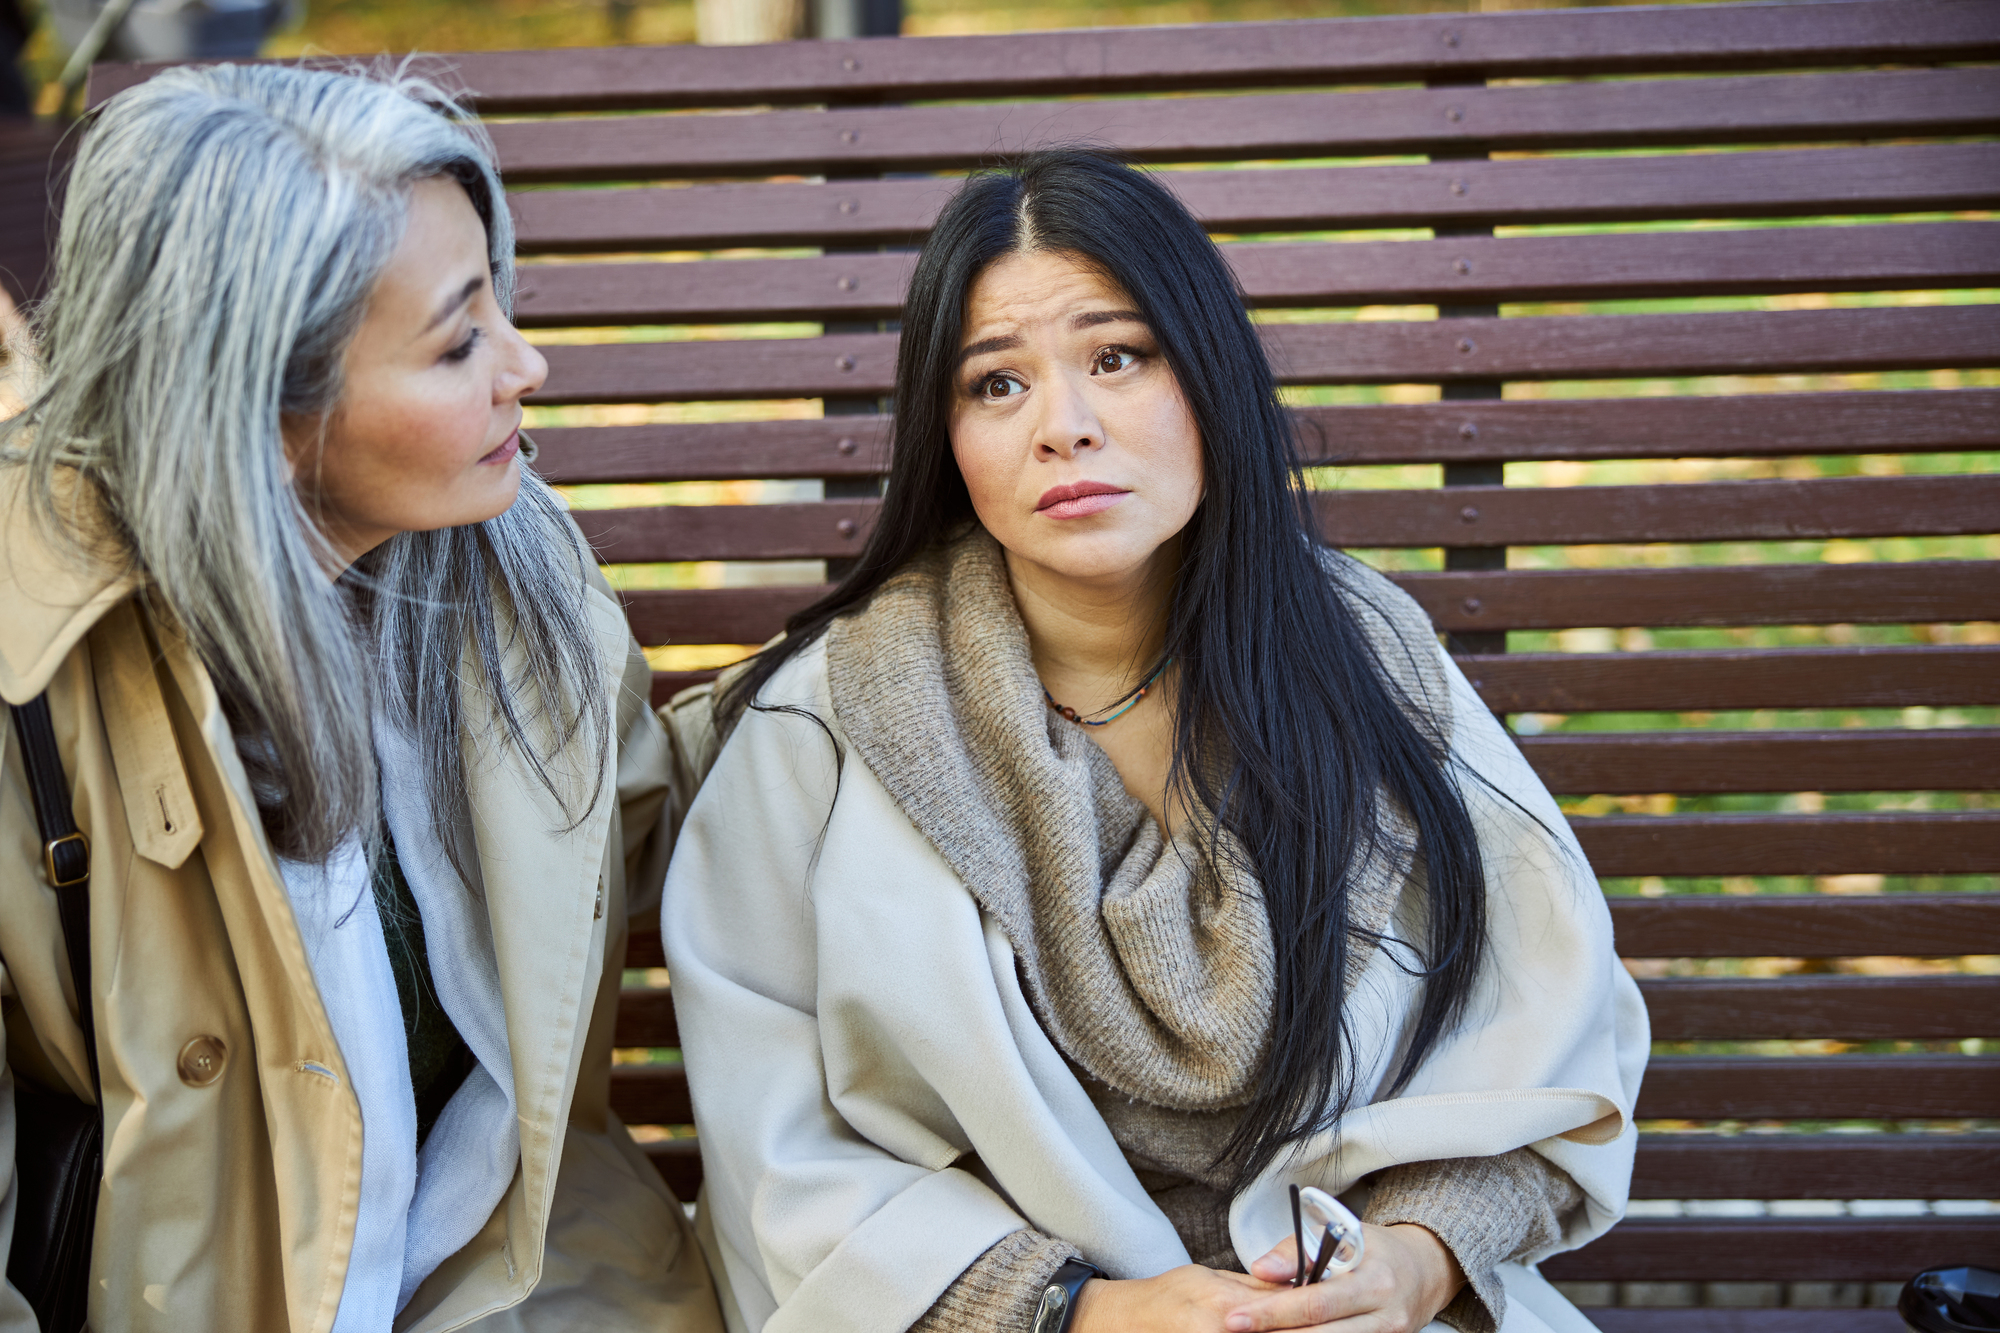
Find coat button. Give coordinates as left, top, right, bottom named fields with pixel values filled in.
left=178, top=1035, right=227, bottom=1087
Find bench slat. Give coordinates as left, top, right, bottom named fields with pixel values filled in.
left=1576, top=812, right=2000, bottom=878
left=511, top=143, right=2000, bottom=253
left=1638, top=1054, right=2000, bottom=1120
left=514, top=221, right=2000, bottom=326
left=612, top=976, right=1997, bottom=1048
left=1642, top=975, right=1997, bottom=1041
left=536, top=389, right=1997, bottom=484
left=578, top=475, right=1999, bottom=563
left=1632, top=1134, right=2000, bottom=1200
left=95, top=0, right=1993, bottom=112
left=1582, top=1314, right=1905, bottom=1333
left=616, top=561, right=2000, bottom=643
left=610, top=1063, right=692, bottom=1125
left=534, top=306, right=2000, bottom=403
left=1542, top=1217, right=2000, bottom=1282
left=1323, top=475, right=1998, bottom=548
left=1395, top=562, right=2000, bottom=633
left=489, top=69, right=2000, bottom=182
left=1520, top=729, right=1999, bottom=795
left=1609, top=894, right=2000, bottom=958
left=1463, top=647, right=2000, bottom=713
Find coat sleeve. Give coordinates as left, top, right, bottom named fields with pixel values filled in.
left=660, top=651, right=1028, bottom=1333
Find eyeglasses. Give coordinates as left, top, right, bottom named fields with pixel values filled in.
left=1288, top=1184, right=1364, bottom=1287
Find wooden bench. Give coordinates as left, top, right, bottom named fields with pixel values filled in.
left=90, top=2, right=2000, bottom=1324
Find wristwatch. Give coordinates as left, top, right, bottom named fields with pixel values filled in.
left=1031, top=1258, right=1104, bottom=1333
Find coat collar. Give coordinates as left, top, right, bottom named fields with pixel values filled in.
left=0, top=466, right=140, bottom=705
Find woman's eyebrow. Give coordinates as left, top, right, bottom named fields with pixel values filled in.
left=1071, top=309, right=1145, bottom=330
left=423, top=275, right=484, bottom=334
left=954, top=334, right=1021, bottom=370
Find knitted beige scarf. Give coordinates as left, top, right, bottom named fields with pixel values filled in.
left=827, top=529, right=1275, bottom=1111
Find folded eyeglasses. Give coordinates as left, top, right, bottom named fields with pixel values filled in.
left=1288, top=1184, right=1364, bottom=1287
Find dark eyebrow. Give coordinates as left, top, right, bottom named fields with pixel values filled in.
left=1072, top=309, right=1146, bottom=331
left=953, top=334, right=1021, bottom=371
left=424, top=275, right=484, bottom=334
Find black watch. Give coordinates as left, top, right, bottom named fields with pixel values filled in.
left=1031, top=1258, right=1104, bottom=1333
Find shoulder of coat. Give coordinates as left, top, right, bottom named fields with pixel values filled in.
left=1318, top=547, right=1453, bottom=743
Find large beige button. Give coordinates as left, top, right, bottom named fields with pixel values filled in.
left=177, top=1035, right=227, bottom=1087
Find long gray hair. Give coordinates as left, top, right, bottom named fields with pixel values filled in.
left=1, top=62, right=609, bottom=870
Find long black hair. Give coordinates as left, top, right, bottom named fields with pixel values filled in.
left=723, top=148, right=1487, bottom=1191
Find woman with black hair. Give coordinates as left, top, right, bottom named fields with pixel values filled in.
left=661, top=149, right=1646, bottom=1333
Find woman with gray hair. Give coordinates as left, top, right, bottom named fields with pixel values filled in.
left=0, top=63, right=722, bottom=1331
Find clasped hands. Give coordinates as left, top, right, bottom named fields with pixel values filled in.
left=1068, top=1222, right=1464, bottom=1333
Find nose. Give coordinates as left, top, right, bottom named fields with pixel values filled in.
left=496, top=319, right=549, bottom=404
left=1031, top=367, right=1105, bottom=461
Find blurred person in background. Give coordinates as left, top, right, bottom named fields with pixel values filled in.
left=0, top=62, right=722, bottom=1333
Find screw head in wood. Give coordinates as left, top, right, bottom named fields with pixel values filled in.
left=837, top=275, right=857, bottom=291
left=838, top=198, right=859, bottom=214
left=1450, top=178, right=1467, bottom=196
left=842, top=57, right=859, bottom=70
left=1462, top=597, right=1483, bottom=615
left=1446, top=105, right=1464, bottom=123
left=1458, top=421, right=1478, bottom=439
left=1453, top=257, right=1471, bottom=275
left=839, top=128, right=860, bottom=144
left=836, top=519, right=858, bottom=538
left=1456, top=337, right=1477, bottom=355
left=1442, top=28, right=1460, bottom=46
left=1460, top=506, right=1480, bottom=523
left=836, top=355, right=856, bottom=371
left=837, top=437, right=858, bottom=455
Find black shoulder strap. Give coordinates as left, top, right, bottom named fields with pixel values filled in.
left=9, top=695, right=99, bottom=1094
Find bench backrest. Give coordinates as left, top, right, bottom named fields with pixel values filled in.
left=92, top=0, right=1999, bottom=1312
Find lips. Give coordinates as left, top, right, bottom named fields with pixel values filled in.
left=1036, top=480, right=1130, bottom=519
left=479, top=429, right=521, bottom=466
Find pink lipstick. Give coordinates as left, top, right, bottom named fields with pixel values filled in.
left=1036, top=480, right=1129, bottom=520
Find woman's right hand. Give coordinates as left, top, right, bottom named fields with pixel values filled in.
left=1071, top=1267, right=1283, bottom=1333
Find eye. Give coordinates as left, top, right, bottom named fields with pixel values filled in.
left=1093, top=347, right=1138, bottom=375
left=442, top=327, right=484, bottom=364
left=976, top=373, right=1024, bottom=400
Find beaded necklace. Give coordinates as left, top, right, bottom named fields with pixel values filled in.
left=1044, top=658, right=1173, bottom=728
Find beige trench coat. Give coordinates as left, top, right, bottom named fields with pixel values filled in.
left=0, top=475, right=722, bottom=1333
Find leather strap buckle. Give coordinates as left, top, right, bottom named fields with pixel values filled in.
left=44, top=831, right=90, bottom=888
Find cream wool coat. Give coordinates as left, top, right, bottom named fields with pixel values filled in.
left=662, top=626, right=1649, bottom=1333
left=0, top=478, right=723, bottom=1333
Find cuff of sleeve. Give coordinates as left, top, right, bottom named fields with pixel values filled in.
left=1363, top=1151, right=1583, bottom=1333
left=909, top=1228, right=1078, bottom=1333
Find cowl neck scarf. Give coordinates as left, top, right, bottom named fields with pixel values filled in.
left=826, top=529, right=1275, bottom=1111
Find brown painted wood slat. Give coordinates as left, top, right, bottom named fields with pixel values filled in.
left=514, top=221, right=2000, bottom=326
left=488, top=69, right=2000, bottom=183
left=1541, top=1218, right=2000, bottom=1282
left=1519, top=729, right=2000, bottom=795
left=1632, top=1134, right=2000, bottom=1200
left=533, top=306, right=2000, bottom=404
left=650, top=671, right=718, bottom=708
left=644, top=1139, right=703, bottom=1201
left=1463, top=646, right=2000, bottom=713
left=610, top=1064, right=692, bottom=1125
left=1396, top=561, right=2000, bottom=632
left=0, top=122, right=63, bottom=307
left=536, top=389, right=1996, bottom=484
left=616, top=560, right=2000, bottom=645
left=1575, top=811, right=2000, bottom=878
left=1609, top=894, right=2000, bottom=958
left=510, top=143, right=2000, bottom=253
left=1637, top=1054, right=2000, bottom=1120
left=1316, top=475, right=2000, bottom=549
left=578, top=474, right=1996, bottom=564
left=1582, top=1315, right=1904, bottom=1333
left=576, top=501, right=876, bottom=564
left=609, top=976, right=2000, bottom=1047
left=92, top=0, right=1999, bottom=111
left=1641, top=975, right=1998, bottom=1041
left=614, top=987, right=678, bottom=1047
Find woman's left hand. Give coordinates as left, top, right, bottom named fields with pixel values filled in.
left=1221, top=1222, right=1465, bottom=1332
